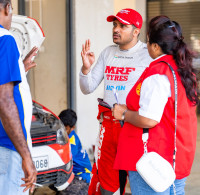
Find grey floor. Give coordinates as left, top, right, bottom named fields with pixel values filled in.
left=185, top=119, right=200, bottom=195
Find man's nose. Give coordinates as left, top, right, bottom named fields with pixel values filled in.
left=113, top=26, right=120, bottom=33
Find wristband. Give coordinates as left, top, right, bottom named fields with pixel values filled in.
left=121, top=109, right=128, bottom=121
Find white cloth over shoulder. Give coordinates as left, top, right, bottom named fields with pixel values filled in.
left=139, top=74, right=171, bottom=123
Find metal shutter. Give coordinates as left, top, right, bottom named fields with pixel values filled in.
left=147, top=0, right=200, bottom=67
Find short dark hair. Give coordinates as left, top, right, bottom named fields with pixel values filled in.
left=0, top=0, right=11, bottom=6
left=58, top=109, right=77, bottom=128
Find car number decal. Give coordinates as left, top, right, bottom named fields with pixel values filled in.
left=33, top=156, right=49, bottom=171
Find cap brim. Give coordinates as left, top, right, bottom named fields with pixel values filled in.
left=107, top=15, right=130, bottom=25
left=107, top=15, right=116, bottom=22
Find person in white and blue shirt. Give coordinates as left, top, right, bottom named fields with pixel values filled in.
left=0, top=0, right=38, bottom=194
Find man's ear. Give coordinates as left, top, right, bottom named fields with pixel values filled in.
left=4, top=3, right=10, bottom=16
left=133, top=28, right=140, bottom=37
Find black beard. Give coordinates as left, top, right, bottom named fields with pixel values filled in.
left=113, top=32, right=121, bottom=37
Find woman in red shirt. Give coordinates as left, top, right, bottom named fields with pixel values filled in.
left=113, top=16, right=199, bottom=194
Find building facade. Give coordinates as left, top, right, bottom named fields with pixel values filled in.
left=13, top=0, right=200, bottom=150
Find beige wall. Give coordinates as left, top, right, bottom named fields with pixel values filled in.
left=114, top=0, right=135, bottom=14
left=135, top=0, right=147, bottom=42
left=12, top=0, right=18, bottom=14
left=26, top=0, right=67, bottom=115
left=75, top=0, right=114, bottom=149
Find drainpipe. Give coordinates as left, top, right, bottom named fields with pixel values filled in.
left=66, top=0, right=76, bottom=110
left=18, top=0, right=25, bottom=15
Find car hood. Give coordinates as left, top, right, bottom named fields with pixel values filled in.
left=10, top=15, right=45, bottom=60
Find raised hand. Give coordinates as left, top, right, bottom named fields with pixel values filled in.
left=23, top=47, right=38, bottom=72
left=81, top=39, right=95, bottom=75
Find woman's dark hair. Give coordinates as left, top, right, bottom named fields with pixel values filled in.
left=59, top=109, right=77, bottom=128
left=148, top=15, right=199, bottom=105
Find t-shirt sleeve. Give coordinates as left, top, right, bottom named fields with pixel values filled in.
left=0, top=35, right=21, bottom=85
left=139, top=74, right=171, bottom=122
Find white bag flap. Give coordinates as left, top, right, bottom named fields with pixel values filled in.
left=136, top=152, right=176, bottom=192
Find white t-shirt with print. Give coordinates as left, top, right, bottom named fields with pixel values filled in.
left=80, top=40, right=152, bottom=107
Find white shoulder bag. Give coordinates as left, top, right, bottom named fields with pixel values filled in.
left=136, top=62, right=177, bottom=193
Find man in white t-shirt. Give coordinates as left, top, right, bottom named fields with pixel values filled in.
left=80, top=8, right=152, bottom=195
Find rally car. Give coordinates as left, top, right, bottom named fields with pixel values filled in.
left=31, top=101, right=74, bottom=191
left=10, top=15, right=74, bottom=191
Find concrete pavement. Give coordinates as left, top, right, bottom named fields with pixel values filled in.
left=185, top=117, right=200, bottom=195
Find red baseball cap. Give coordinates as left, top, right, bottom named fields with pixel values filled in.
left=107, top=8, right=143, bottom=29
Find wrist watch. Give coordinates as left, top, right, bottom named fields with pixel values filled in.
left=121, top=109, right=128, bottom=121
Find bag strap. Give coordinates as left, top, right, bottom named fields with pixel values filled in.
left=142, top=61, right=178, bottom=171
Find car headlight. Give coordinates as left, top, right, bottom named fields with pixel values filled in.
left=56, top=124, right=69, bottom=145
left=66, top=160, right=72, bottom=172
